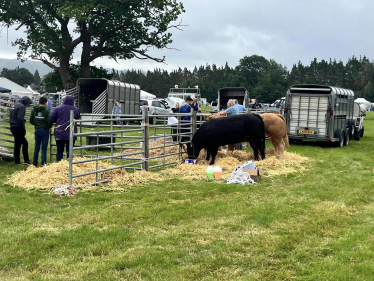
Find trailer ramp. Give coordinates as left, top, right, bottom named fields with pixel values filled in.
left=289, top=95, right=329, bottom=137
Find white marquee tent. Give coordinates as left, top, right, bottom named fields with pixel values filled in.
left=0, top=77, right=34, bottom=97
left=355, top=98, right=371, bottom=111
left=140, top=90, right=156, bottom=99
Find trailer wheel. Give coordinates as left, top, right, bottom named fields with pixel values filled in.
left=347, top=121, right=354, bottom=138
left=335, top=129, right=344, bottom=147
left=344, top=128, right=350, bottom=146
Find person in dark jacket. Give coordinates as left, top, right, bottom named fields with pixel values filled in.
left=251, top=100, right=262, bottom=109
left=49, top=95, right=81, bottom=162
left=30, top=97, right=53, bottom=166
left=10, top=96, right=32, bottom=164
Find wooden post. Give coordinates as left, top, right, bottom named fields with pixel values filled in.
left=192, top=110, right=197, bottom=134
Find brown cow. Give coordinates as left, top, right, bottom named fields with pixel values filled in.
left=227, top=113, right=289, bottom=157
left=260, top=113, right=289, bottom=157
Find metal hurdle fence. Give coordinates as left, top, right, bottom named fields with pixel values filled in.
left=0, top=93, right=14, bottom=160
left=0, top=94, right=35, bottom=160
left=63, top=109, right=196, bottom=186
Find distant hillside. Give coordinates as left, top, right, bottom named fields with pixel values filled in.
left=0, top=58, right=52, bottom=77
left=0, top=58, right=118, bottom=79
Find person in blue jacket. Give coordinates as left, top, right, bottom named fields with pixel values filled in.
left=112, top=100, right=122, bottom=125
left=44, top=93, right=53, bottom=111
left=179, top=97, right=196, bottom=143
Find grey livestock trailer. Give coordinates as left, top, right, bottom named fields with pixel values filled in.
left=67, top=78, right=140, bottom=118
left=284, top=84, right=355, bottom=147
left=215, top=87, right=249, bottom=111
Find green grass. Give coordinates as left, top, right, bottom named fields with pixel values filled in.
left=1, top=113, right=374, bottom=280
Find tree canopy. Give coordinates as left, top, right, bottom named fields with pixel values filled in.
left=0, top=0, right=185, bottom=89
left=0, top=66, right=34, bottom=86
left=116, top=55, right=374, bottom=103
left=33, top=69, right=41, bottom=85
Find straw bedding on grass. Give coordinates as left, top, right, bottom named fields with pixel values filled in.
left=163, top=149, right=309, bottom=180
left=6, top=158, right=160, bottom=191
left=6, top=147, right=309, bottom=191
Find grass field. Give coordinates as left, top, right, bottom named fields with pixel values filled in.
left=1, top=113, right=374, bottom=280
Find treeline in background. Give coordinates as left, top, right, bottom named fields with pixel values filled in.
left=114, top=55, right=374, bottom=103
left=2, top=55, right=374, bottom=103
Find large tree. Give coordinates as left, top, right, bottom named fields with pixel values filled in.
left=43, top=64, right=113, bottom=92
left=0, top=66, right=34, bottom=85
left=33, top=69, right=41, bottom=85
left=0, top=0, right=185, bottom=89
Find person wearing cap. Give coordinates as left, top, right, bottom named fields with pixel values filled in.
left=9, top=96, right=33, bottom=164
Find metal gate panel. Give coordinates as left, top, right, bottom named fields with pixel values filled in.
left=0, top=94, right=14, bottom=159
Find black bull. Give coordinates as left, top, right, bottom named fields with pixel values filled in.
left=186, top=114, right=266, bottom=165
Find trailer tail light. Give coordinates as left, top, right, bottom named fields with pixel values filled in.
left=356, top=117, right=360, bottom=126
left=284, top=108, right=288, bottom=113
left=330, top=110, right=333, bottom=116
left=305, top=127, right=309, bottom=130
left=327, top=137, right=332, bottom=141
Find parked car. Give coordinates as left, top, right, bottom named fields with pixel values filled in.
left=210, top=101, right=218, bottom=112
left=271, top=100, right=280, bottom=107
left=352, top=102, right=365, bottom=140
left=160, top=97, right=185, bottom=109
left=140, top=98, right=173, bottom=122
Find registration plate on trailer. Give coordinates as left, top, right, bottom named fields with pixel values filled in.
left=299, top=130, right=315, bottom=134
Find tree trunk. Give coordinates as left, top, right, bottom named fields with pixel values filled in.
left=59, top=56, right=74, bottom=90
left=80, top=28, right=92, bottom=78
left=80, top=62, right=91, bottom=78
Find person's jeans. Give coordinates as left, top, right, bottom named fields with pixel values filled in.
left=116, top=116, right=121, bottom=125
left=10, top=126, right=29, bottom=164
left=56, top=139, right=75, bottom=162
left=33, top=128, right=49, bottom=166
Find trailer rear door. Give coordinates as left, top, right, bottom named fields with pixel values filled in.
left=288, top=95, right=329, bottom=136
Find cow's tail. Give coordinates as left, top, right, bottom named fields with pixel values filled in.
left=277, top=114, right=290, bottom=148
left=253, top=114, right=266, bottom=149
left=284, top=131, right=290, bottom=148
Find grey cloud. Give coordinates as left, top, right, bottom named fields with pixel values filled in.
left=2, top=0, right=374, bottom=74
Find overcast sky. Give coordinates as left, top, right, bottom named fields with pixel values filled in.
left=0, top=0, right=373, bottom=72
